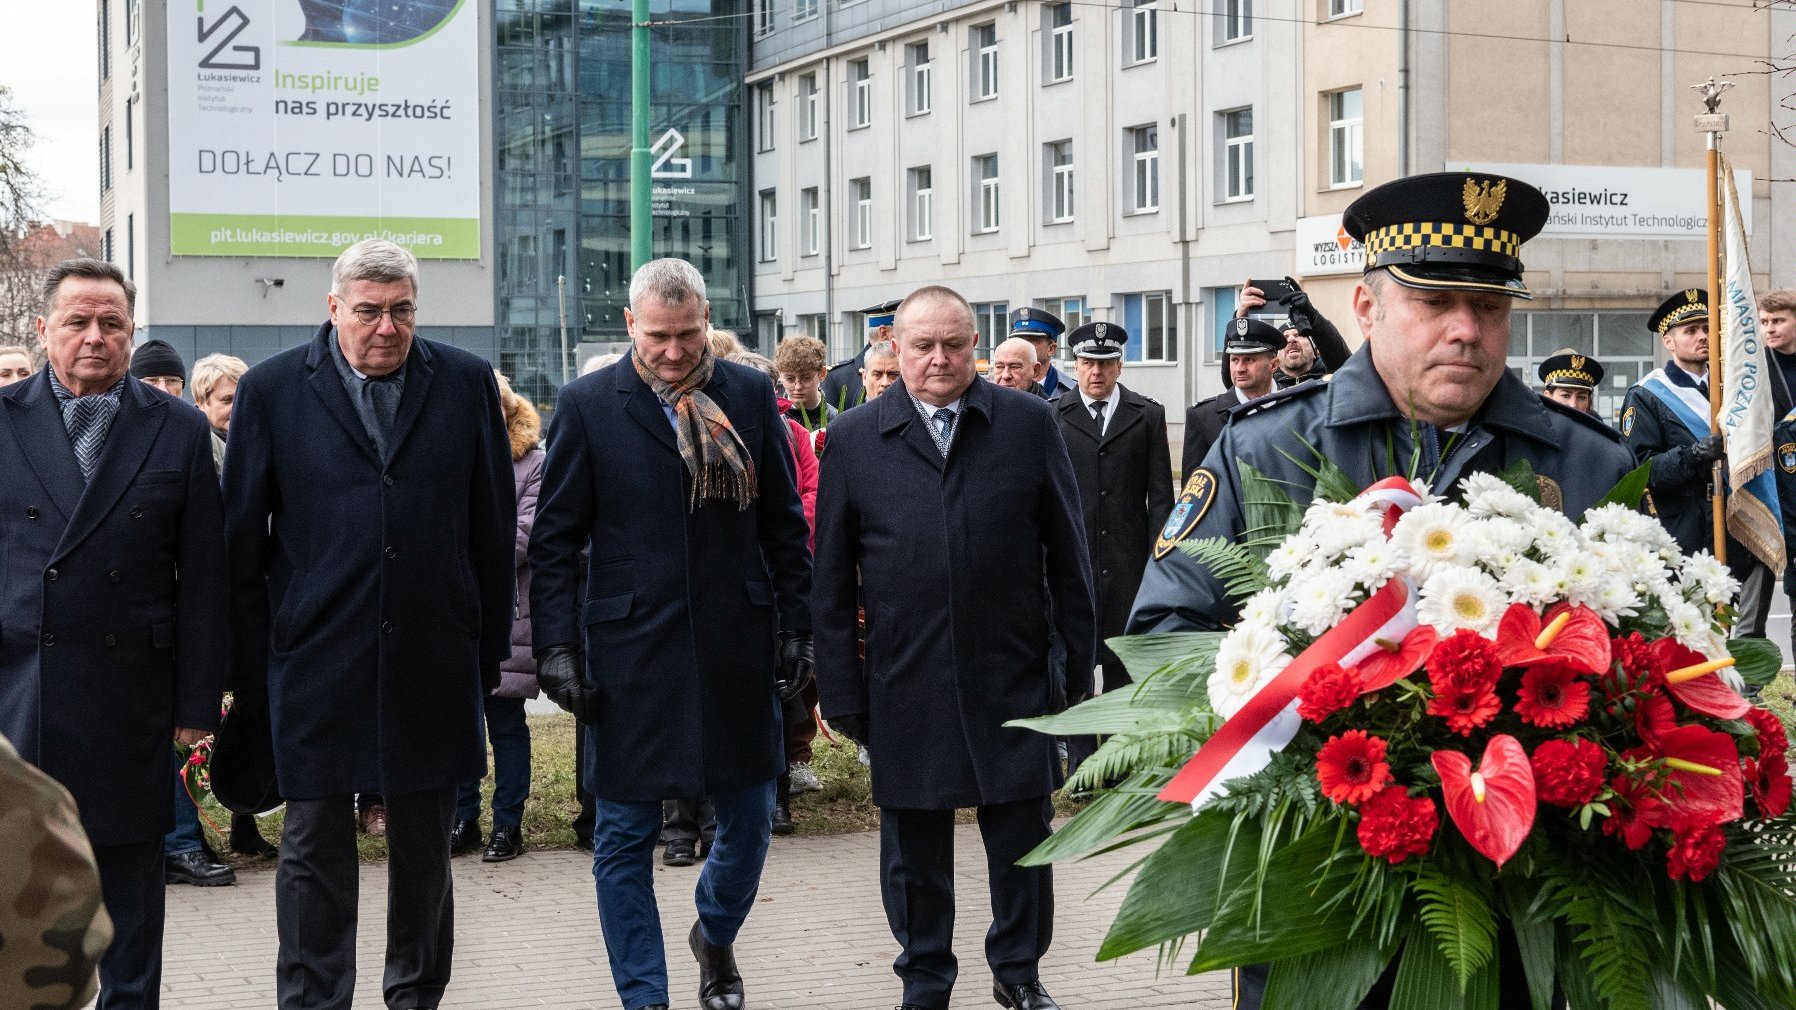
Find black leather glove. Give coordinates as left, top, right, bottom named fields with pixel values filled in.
left=1690, top=432, right=1726, bottom=465
left=831, top=713, right=870, bottom=746
left=536, top=646, right=598, bottom=724
left=776, top=631, right=815, bottom=702
left=1281, top=279, right=1316, bottom=336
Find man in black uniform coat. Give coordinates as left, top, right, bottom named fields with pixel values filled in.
left=1053, top=322, right=1173, bottom=773
left=1183, top=317, right=1285, bottom=482
left=1130, top=173, right=1634, bottom=1010
left=820, top=298, right=900, bottom=410
left=1619, top=290, right=1775, bottom=635
left=0, top=258, right=229, bottom=1009
left=813, top=285, right=1095, bottom=1010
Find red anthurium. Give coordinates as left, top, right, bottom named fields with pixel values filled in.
left=1494, top=603, right=1611, bottom=674
left=1650, top=639, right=1751, bottom=721
left=1622, top=723, right=1744, bottom=826
left=1354, top=625, right=1437, bottom=692
left=1431, top=735, right=1537, bottom=868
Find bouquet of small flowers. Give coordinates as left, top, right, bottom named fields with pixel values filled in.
left=1016, top=463, right=1796, bottom=1010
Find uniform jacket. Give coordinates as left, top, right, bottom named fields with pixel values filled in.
left=1040, top=364, right=1077, bottom=400
left=1181, top=389, right=1241, bottom=483
left=0, top=370, right=229, bottom=845
left=1054, top=384, right=1174, bottom=670
left=1131, top=347, right=1638, bottom=634
left=1620, top=363, right=1726, bottom=560
left=224, top=324, right=515, bottom=800
left=812, top=377, right=1096, bottom=809
left=820, top=348, right=868, bottom=411
left=500, top=398, right=545, bottom=699
left=529, top=357, right=812, bottom=803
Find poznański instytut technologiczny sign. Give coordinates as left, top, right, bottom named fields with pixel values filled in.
left=166, top=1, right=480, bottom=259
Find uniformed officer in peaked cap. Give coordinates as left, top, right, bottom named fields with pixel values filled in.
left=1129, top=172, right=1635, bottom=1010
left=1182, top=317, right=1285, bottom=481
left=1536, top=348, right=1605, bottom=416
left=820, top=298, right=902, bottom=410
left=1010, top=307, right=1076, bottom=399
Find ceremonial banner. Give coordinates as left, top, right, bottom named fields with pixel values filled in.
left=165, top=1, right=481, bottom=258
left=1717, top=155, right=1785, bottom=570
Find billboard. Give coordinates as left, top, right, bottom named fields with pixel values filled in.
left=1457, top=163, right=1752, bottom=240
left=165, top=1, right=481, bottom=258
left=1293, top=214, right=1364, bottom=277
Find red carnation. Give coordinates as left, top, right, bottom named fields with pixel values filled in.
left=1356, top=785, right=1438, bottom=864
left=1514, top=662, right=1592, bottom=729
left=1746, top=751, right=1793, bottom=819
left=1666, top=820, right=1727, bottom=882
left=1531, top=738, right=1606, bottom=808
left=1298, top=663, right=1363, bottom=723
left=1602, top=775, right=1665, bottom=850
left=1747, top=707, right=1790, bottom=762
left=1316, top=730, right=1392, bottom=805
left=1428, top=629, right=1504, bottom=691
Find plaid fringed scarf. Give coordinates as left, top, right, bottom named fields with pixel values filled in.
left=634, top=349, right=757, bottom=511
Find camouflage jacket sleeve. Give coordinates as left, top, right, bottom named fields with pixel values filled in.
left=0, top=734, right=112, bottom=1010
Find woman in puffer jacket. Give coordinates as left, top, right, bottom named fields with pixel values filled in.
left=451, top=373, right=545, bottom=862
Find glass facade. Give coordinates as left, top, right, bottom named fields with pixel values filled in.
left=495, top=0, right=751, bottom=408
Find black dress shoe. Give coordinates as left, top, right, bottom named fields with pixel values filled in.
left=575, top=833, right=594, bottom=853
left=483, top=824, right=523, bottom=862
left=449, top=819, right=483, bottom=856
left=689, top=919, right=745, bottom=1010
left=993, top=981, right=1062, bottom=1010
left=663, top=837, right=698, bottom=867
left=165, top=849, right=237, bottom=887
left=771, top=801, right=795, bottom=836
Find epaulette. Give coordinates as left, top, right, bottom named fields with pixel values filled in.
left=1539, top=394, right=1624, bottom=443
left=826, top=358, right=858, bottom=372
left=1226, top=378, right=1326, bottom=419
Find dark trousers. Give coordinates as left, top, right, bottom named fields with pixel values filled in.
left=878, top=795, right=1055, bottom=1009
left=574, top=725, right=595, bottom=847
left=276, top=788, right=456, bottom=1010
left=662, top=797, right=717, bottom=846
left=455, top=695, right=531, bottom=829
left=1736, top=559, right=1775, bottom=639
left=95, top=840, right=165, bottom=1010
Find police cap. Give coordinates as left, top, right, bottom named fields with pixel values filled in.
left=1537, top=348, right=1604, bottom=391
left=1223, top=317, right=1284, bottom=356
left=1343, top=171, right=1550, bottom=299
left=1648, top=289, right=1709, bottom=336
left=862, top=299, right=902, bottom=330
left=1008, top=306, right=1067, bottom=344
left=1069, top=321, right=1126, bottom=360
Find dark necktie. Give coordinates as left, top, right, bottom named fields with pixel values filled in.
left=932, top=407, right=955, bottom=455
left=1091, top=400, right=1107, bottom=433
left=65, top=396, right=108, bottom=481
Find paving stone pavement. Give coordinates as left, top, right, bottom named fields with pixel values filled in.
left=151, top=822, right=1234, bottom=1009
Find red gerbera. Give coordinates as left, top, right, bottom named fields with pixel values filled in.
left=1427, top=683, right=1503, bottom=736
left=1602, top=774, right=1665, bottom=850
left=1747, top=707, right=1790, bottom=762
left=1356, top=785, right=1438, bottom=864
left=1666, top=819, right=1727, bottom=882
left=1746, top=751, right=1793, bottom=819
left=1298, top=663, right=1363, bottom=723
left=1531, top=738, right=1606, bottom=807
left=1316, top=730, right=1392, bottom=805
left=1514, top=662, right=1592, bottom=729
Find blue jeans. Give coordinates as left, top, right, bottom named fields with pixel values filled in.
left=164, top=749, right=203, bottom=856
left=454, top=695, right=531, bottom=828
left=591, top=778, right=776, bottom=1010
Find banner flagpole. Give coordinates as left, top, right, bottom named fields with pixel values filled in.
left=1697, top=79, right=1730, bottom=566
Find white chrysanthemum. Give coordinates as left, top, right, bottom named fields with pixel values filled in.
left=1460, top=473, right=1538, bottom=519
left=1415, top=567, right=1508, bottom=635
left=1303, top=498, right=1379, bottom=530
left=1265, top=538, right=1311, bottom=582
left=1310, top=513, right=1386, bottom=559
left=1499, top=557, right=1561, bottom=607
left=1588, top=579, right=1643, bottom=623
left=1580, top=503, right=1641, bottom=541
left=1680, top=550, right=1739, bottom=607
left=1477, top=546, right=1527, bottom=583
left=1389, top=503, right=1478, bottom=579
left=1472, top=516, right=1535, bottom=556
left=1289, top=569, right=1361, bottom=636
left=1530, top=512, right=1582, bottom=561
left=1210, top=622, right=1294, bottom=718
left=1665, top=598, right=1715, bottom=652
left=1239, top=587, right=1292, bottom=626
left=1341, top=539, right=1399, bottom=591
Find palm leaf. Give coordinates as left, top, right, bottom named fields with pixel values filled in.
left=1495, top=876, right=1556, bottom=1010
left=1597, top=462, right=1651, bottom=509
left=1065, top=724, right=1210, bottom=793
left=1097, top=810, right=1263, bottom=960
left=1262, top=932, right=1399, bottom=1010
left=1535, top=859, right=1658, bottom=1010
left=1272, top=439, right=1364, bottom=504
left=1187, top=819, right=1359, bottom=971
left=1412, top=867, right=1497, bottom=990
left=1020, top=769, right=1186, bottom=867
left=1709, top=814, right=1796, bottom=999
left=1108, top=630, right=1227, bottom=685
left=1237, top=461, right=1304, bottom=557
left=1727, top=636, right=1783, bottom=690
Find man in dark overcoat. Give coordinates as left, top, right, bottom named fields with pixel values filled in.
left=223, top=239, right=514, bottom=1010
left=812, top=285, right=1096, bottom=1010
left=529, top=257, right=813, bottom=1010
left=1052, top=322, right=1173, bottom=773
left=0, top=257, right=228, bottom=1009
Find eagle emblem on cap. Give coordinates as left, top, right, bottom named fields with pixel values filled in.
left=1462, top=178, right=1507, bottom=226
left=1095, top=322, right=1108, bottom=339
left=1571, top=354, right=1585, bottom=370
left=1235, top=318, right=1249, bottom=335
left=1686, top=289, right=1701, bottom=302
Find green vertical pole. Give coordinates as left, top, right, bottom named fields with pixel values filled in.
left=630, top=0, right=652, bottom=271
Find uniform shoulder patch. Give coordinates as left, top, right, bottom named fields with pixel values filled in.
left=1538, top=395, right=1625, bottom=443
left=1155, top=468, right=1219, bottom=561
left=1621, top=404, right=1636, bottom=437
left=1780, top=442, right=1796, bottom=474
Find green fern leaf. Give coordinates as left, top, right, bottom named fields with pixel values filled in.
left=1412, top=868, right=1496, bottom=990
left=1175, top=535, right=1270, bottom=602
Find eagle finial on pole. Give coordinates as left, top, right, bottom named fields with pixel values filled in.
left=1692, top=75, right=1734, bottom=115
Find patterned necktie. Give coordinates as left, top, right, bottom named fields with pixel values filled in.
left=932, top=407, right=955, bottom=456
left=64, top=396, right=109, bottom=481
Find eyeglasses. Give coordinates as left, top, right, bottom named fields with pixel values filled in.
left=348, top=303, right=417, bottom=326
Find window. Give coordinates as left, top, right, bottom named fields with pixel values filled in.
left=1209, top=286, right=1239, bottom=355
left=100, top=126, right=112, bottom=192
left=849, top=60, right=871, bottom=130
left=1120, top=291, right=1177, bottom=362
left=1506, top=311, right=1653, bottom=425
left=103, top=227, right=113, bottom=264
left=1040, top=297, right=1090, bottom=330
left=1222, top=108, right=1253, bottom=200
left=909, top=167, right=934, bottom=241
left=124, top=96, right=134, bottom=172
left=1220, top=0, right=1252, bottom=42
left=1328, top=88, right=1364, bottom=187
left=1329, top=0, right=1363, bottom=16
left=973, top=302, right=1009, bottom=360
left=754, top=0, right=775, bottom=36
left=852, top=178, right=873, bottom=249
left=1048, top=3, right=1074, bottom=83
left=759, top=191, right=778, bottom=261
left=756, top=82, right=776, bottom=152
left=1046, top=141, right=1074, bottom=223
left=126, top=214, right=134, bottom=281
left=974, top=24, right=999, bottom=101
left=799, top=74, right=819, bottom=141
left=794, top=0, right=817, bottom=20
left=974, top=154, right=1001, bottom=233
left=1130, top=0, right=1158, bottom=63
left=799, top=314, right=827, bottom=342
left=1130, top=126, right=1159, bottom=213
left=802, top=187, right=820, bottom=256
left=125, top=0, right=139, bottom=46
left=100, top=0, right=111, bottom=80
left=907, top=42, right=932, bottom=115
